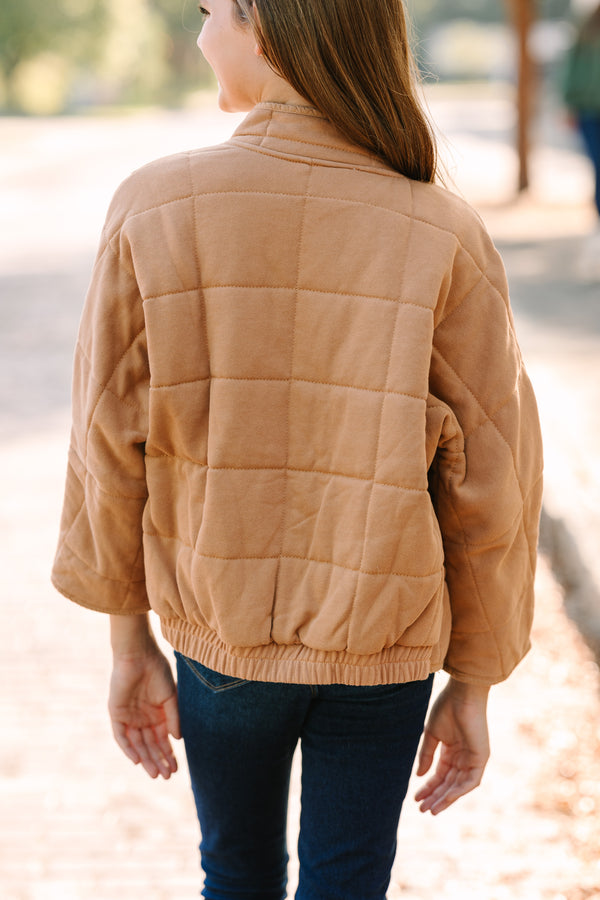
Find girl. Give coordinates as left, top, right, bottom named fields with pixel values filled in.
left=52, top=1, right=543, bottom=898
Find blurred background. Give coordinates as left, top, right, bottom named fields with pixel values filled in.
left=2, top=1, right=600, bottom=898
left=0, top=0, right=590, bottom=114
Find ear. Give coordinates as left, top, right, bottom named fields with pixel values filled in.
left=254, top=43, right=263, bottom=57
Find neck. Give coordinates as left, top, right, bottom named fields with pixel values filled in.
left=256, top=71, right=312, bottom=109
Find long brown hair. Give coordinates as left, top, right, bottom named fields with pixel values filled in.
left=234, top=0, right=437, bottom=183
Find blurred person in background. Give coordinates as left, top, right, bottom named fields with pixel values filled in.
left=564, top=2, right=600, bottom=279
left=52, top=1, right=543, bottom=898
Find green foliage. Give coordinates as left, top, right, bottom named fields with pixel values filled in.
left=0, top=0, right=108, bottom=77
left=0, top=0, right=210, bottom=114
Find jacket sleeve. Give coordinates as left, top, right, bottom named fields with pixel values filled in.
left=428, top=223, right=543, bottom=685
left=52, top=192, right=150, bottom=615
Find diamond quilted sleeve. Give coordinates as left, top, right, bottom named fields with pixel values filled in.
left=429, top=225, right=543, bottom=684
left=52, top=187, right=151, bottom=615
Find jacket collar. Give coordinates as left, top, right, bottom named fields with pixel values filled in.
left=230, top=102, right=391, bottom=172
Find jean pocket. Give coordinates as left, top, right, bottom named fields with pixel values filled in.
left=177, top=653, right=250, bottom=693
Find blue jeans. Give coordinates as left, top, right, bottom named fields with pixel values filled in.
left=578, top=113, right=600, bottom=215
left=175, top=653, right=433, bottom=900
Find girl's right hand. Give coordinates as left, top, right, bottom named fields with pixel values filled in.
left=414, top=677, right=490, bottom=815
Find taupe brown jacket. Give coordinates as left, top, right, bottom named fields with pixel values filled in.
left=52, top=103, right=543, bottom=686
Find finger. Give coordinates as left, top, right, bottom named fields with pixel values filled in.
left=416, top=731, right=438, bottom=777
left=414, top=774, right=444, bottom=803
left=415, top=753, right=452, bottom=802
left=165, top=695, right=182, bottom=741
left=422, top=766, right=484, bottom=815
left=142, top=725, right=177, bottom=779
left=143, top=725, right=177, bottom=779
left=431, top=768, right=485, bottom=814
left=153, top=720, right=176, bottom=756
left=154, top=722, right=179, bottom=775
left=417, top=766, right=458, bottom=812
left=111, top=721, right=141, bottom=765
left=127, top=727, right=160, bottom=779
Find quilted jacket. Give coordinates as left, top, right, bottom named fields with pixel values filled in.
left=52, top=102, right=543, bottom=686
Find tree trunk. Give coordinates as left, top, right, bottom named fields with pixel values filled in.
left=507, top=0, right=536, bottom=193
